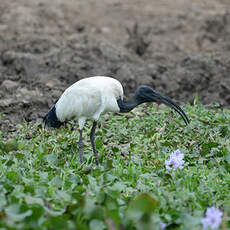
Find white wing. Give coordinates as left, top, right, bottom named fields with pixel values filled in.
left=55, top=76, right=123, bottom=122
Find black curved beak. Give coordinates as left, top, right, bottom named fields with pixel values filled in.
left=118, top=85, right=190, bottom=125
left=153, top=92, right=189, bottom=125
left=141, top=87, right=189, bottom=125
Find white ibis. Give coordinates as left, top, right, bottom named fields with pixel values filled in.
left=44, top=76, right=189, bottom=165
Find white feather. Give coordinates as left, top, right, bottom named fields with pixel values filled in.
left=55, top=76, right=123, bottom=129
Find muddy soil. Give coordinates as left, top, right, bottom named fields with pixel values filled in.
left=0, top=0, right=230, bottom=130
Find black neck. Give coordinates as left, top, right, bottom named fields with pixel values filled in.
left=117, top=88, right=147, bottom=113
left=116, top=85, right=190, bottom=125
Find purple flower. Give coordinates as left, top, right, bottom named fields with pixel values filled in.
left=165, top=149, right=184, bottom=170
left=202, top=206, right=223, bottom=230
left=160, top=221, right=166, bottom=230
left=65, top=162, right=70, bottom=168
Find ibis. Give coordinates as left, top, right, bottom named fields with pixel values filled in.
left=44, top=76, right=189, bottom=165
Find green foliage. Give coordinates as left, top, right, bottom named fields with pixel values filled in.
left=0, top=103, right=230, bottom=229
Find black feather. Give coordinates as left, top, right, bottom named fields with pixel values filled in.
left=43, top=105, right=64, bottom=128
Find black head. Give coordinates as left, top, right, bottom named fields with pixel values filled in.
left=135, top=86, right=159, bottom=103
left=135, top=85, right=190, bottom=125
left=43, top=105, right=64, bottom=129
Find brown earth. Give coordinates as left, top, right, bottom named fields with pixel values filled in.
left=0, top=0, right=230, bottom=130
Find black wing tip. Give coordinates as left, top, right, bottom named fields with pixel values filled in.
left=42, top=105, right=64, bottom=129
left=43, top=113, right=48, bottom=129
left=43, top=113, right=47, bottom=123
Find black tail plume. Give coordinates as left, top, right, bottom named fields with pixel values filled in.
left=43, top=105, right=64, bottom=129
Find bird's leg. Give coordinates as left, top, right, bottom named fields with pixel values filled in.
left=78, top=129, right=83, bottom=163
left=90, top=121, right=99, bottom=165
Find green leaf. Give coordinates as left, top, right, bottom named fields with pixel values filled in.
left=44, top=206, right=65, bottom=216
left=95, top=138, right=103, bottom=149
left=89, top=219, right=106, bottom=230
left=105, top=159, right=114, bottom=169
left=127, top=193, right=158, bottom=218
left=4, top=139, right=18, bottom=152
left=49, top=215, right=68, bottom=230
left=0, top=194, right=6, bottom=212
left=45, top=152, right=58, bottom=165
left=83, top=197, right=96, bottom=217
left=51, top=175, right=63, bottom=187
left=56, top=190, right=71, bottom=202
left=26, top=204, right=44, bottom=222
left=6, top=171, right=19, bottom=182
left=193, top=94, right=200, bottom=105
left=5, top=204, right=32, bottom=221
left=225, top=154, right=230, bottom=164
left=25, top=196, right=44, bottom=206
left=201, top=142, right=219, bottom=155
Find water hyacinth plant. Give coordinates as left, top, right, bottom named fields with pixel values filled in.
left=202, top=207, right=223, bottom=230
left=165, top=149, right=184, bottom=170
left=0, top=103, right=229, bottom=229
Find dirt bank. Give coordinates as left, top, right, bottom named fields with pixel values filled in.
left=0, top=0, right=230, bottom=130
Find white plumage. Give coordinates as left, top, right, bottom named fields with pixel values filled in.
left=44, top=75, right=189, bottom=165
left=56, top=76, right=123, bottom=129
